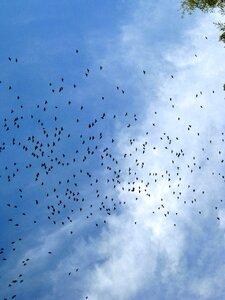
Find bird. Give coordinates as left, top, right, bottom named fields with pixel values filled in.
left=0, top=42, right=224, bottom=300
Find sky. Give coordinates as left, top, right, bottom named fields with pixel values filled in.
left=0, top=0, right=225, bottom=299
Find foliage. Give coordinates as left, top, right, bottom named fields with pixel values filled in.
left=181, top=0, right=225, bottom=43
left=181, top=1, right=225, bottom=90
left=216, top=21, right=225, bottom=42
left=181, top=0, right=225, bottom=14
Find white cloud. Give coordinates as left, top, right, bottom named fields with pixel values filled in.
left=5, top=3, right=225, bottom=300
left=81, top=3, right=225, bottom=300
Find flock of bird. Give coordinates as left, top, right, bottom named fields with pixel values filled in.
left=1, top=39, right=225, bottom=299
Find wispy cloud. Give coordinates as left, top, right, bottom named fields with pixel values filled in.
left=2, top=1, right=224, bottom=299
left=80, top=3, right=225, bottom=300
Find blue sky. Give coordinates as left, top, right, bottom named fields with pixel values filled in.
left=1, top=1, right=225, bottom=299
